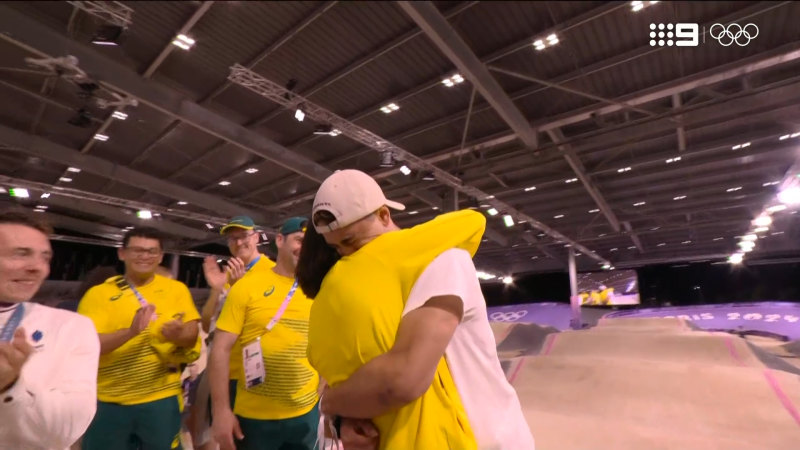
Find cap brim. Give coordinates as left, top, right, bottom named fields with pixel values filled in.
left=386, top=200, right=406, bottom=211
left=219, top=224, right=254, bottom=235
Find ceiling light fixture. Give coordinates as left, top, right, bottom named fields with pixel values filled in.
left=754, top=227, right=769, bottom=233
left=67, top=167, right=81, bottom=173
left=589, top=209, right=600, bottom=213
left=726, top=186, right=742, bottom=192
left=91, top=24, right=124, bottom=46
left=399, top=165, right=411, bottom=176
left=502, top=276, right=513, bottom=285
left=487, top=208, right=499, bottom=216
left=618, top=167, right=632, bottom=173
left=245, top=168, right=259, bottom=174
left=665, top=156, right=682, bottom=164
left=533, top=34, right=559, bottom=51
left=137, top=210, right=152, bottom=220
left=218, top=181, right=231, bottom=186
left=112, top=111, right=128, bottom=120
left=8, top=188, right=29, bottom=198
left=766, top=204, right=787, bottom=213
left=380, top=103, right=400, bottom=114
left=379, top=151, right=395, bottom=168
left=732, top=142, right=751, bottom=150
left=294, top=108, right=305, bottom=122
left=177, top=201, right=188, bottom=206
left=565, top=178, right=578, bottom=184
left=729, top=253, right=744, bottom=264
left=778, top=187, right=800, bottom=205
left=524, top=186, right=536, bottom=192
left=172, top=34, right=195, bottom=50
left=763, top=181, right=780, bottom=187
left=441, top=74, right=465, bottom=87
left=59, top=177, right=72, bottom=183
left=40, top=193, right=50, bottom=199
left=93, top=133, right=109, bottom=141
left=753, top=215, right=772, bottom=227
left=408, top=210, right=418, bottom=215
left=554, top=214, right=565, bottom=219
left=633, top=201, right=646, bottom=206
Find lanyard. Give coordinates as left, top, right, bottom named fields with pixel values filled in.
left=244, top=255, right=261, bottom=272
left=0, top=304, right=25, bottom=342
left=265, top=280, right=297, bottom=331
left=128, top=282, right=149, bottom=308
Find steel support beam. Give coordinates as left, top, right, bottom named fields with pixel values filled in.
left=241, top=2, right=625, bottom=198
left=622, top=221, right=644, bottom=253
left=406, top=187, right=508, bottom=248
left=0, top=6, right=332, bottom=183
left=398, top=1, right=538, bottom=149
left=535, top=43, right=800, bottom=134
left=547, top=128, right=621, bottom=232
left=142, top=2, right=214, bottom=78
left=672, top=93, right=687, bottom=152
left=43, top=195, right=209, bottom=240
left=0, top=124, right=266, bottom=221
left=488, top=65, right=657, bottom=118
left=45, top=212, right=125, bottom=241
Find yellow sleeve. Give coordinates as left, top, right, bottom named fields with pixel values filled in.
left=77, top=285, right=112, bottom=333
left=379, top=209, right=486, bottom=259
left=215, top=281, right=248, bottom=336
left=174, top=281, right=201, bottom=322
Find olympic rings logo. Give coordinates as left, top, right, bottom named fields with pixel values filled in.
left=709, top=23, right=759, bottom=47
left=489, top=310, right=528, bottom=322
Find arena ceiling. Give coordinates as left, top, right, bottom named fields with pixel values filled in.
left=1, top=1, right=799, bottom=278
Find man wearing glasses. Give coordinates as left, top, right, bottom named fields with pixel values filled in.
left=190, top=216, right=275, bottom=449
left=78, top=228, right=201, bottom=450
left=209, top=217, right=320, bottom=450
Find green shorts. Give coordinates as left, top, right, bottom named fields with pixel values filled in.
left=83, top=396, right=183, bottom=450
left=235, top=403, right=320, bottom=450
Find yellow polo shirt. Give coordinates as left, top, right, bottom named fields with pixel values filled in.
left=308, top=210, right=485, bottom=449
left=222, top=254, right=276, bottom=381
left=216, top=268, right=319, bottom=420
left=78, top=274, right=201, bottom=405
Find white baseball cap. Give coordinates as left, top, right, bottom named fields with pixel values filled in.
left=312, top=169, right=405, bottom=233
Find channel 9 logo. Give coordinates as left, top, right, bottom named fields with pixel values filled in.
left=649, top=23, right=698, bottom=47
left=650, top=23, right=759, bottom=47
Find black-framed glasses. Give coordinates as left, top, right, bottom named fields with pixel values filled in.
left=125, top=246, right=162, bottom=257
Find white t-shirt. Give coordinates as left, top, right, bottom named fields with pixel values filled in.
left=0, top=302, right=100, bottom=450
left=404, top=249, right=535, bottom=450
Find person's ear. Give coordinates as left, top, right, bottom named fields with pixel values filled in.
left=376, top=206, right=392, bottom=226
left=275, top=233, right=286, bottom=250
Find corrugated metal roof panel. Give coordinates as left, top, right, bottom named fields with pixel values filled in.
left=154, top=2, right=320, bottom=98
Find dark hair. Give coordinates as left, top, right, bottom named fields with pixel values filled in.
left=0, top=209, right=53, bottom=235
left=122, top=227, right=164, bottom=249
left=312, top=210, right=337, bottom=228
left=296, top=224, right=340, bottom=298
